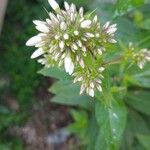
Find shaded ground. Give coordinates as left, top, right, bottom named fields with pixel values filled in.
left=3, top=78, right=78, bottom=150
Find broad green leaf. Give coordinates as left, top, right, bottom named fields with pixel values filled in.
left=95, top=98, right=126, bottom=150
left=39, top=68, right=93, bottom=108
left=50, top=80, right=93, bottom=108
left=38, top=67, right=72, bottom=80
left=140, top=19, right=150, bottom=30
left=137, top=134, right=150, bottom=150
left=125, top=65, right=150, bottom=88
left=121, top=109, right=150, bottom=149
left=126, top=90, right=150, bottom=115
left=114, top=0, right=145, bottom=18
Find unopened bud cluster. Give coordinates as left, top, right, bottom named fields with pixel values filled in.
left=26, top=0, right=117, bottom=97
left=128, top=43, right=150, bottom=69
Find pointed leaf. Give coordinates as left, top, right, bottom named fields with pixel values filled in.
left=126, top=90, right=150, bottom=115
left=95, top=98, right=127, bottom=149
left=38, top=67, right=72, bottom=80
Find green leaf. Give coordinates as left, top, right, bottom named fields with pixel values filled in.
left=38, top=67, right=72, bottom=80
left=95, top=97, right=127, bottom=150
left=114, top=0, right=145, bottom=18
left=125, top=90, right=150, bottom=115
left=140, top=19, right=150, bottom=30
left=137, top=134, right=150, bottom=150
left=39, top=68, right=93, bottom=108
left=87, top=114, right=99, bottom=150
left=126, top=66, right=150, bottom=88
left=67, top=109, right=88, bottom=134
left=121, top=109, right=150, bottom=150
left=50, top=80, right=93, bottom=108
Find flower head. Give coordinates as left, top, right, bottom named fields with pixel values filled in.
left=26, top=0, right=117, bottom=97
left=128, top=42, right=150, bottom=69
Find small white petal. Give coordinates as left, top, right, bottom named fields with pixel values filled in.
left=31, top=48, right=45, bottom=59
left=36, top=24, right=49, bottom=33
left=64, top=55, right=74, bottom=75
left=103, top=21, right=110, bottom=29
left=60, top=22, right=67, bottom=30
left=72, top=43, right=78, bottom=50
left=138, top=62, right=145, bottom=69
left=70, top=4, right=76, bottom=13
left=48, top=0, right=60, bottom=11
left=49, top=46, right=55, bottom=53
left=59, top=41, right=65, bottom=49
left=97, top=48, right=103, bottom=55
left=80, top=84, right=86, bottom=94
left=85, top=33, right=95, bottom=38
left=46, top=19, right=52, bottom=25
left=70, top=13, right=75, bottom=22
left=57, top=14, right=64, bottom=22
left=88, top=88, right=94, bottom=97
left=98, top=67, right=105, bottom=72
left=33, top=20, right=46, bottom=26
left=82, top=37, right=87, bottom=41
left=109, top=24, right=117, bottom=28
left=95, top=33, right=100, bottom=38
left=76, top=55, right=80, bottom=61
left=49, top=12, right=59, bottom=23
left=77, top=40, right=82, bottom=47
left=96, top=79, right=102, bottom=84
left=61, top=53, right=66, bottom=59
left=55, top=35, right=60, bottom=40
left=90, top=82, right=95, bottom=88
left=108, top=39, right=117, bottom=43
left=81, top=20, right=92, bottom=28
left=82, top=46, right=86, bottom=52
left=74, top=30, right=79, bottom=36
left=93, top=15, right=98, bottom=22
left=79, top=59, right=85, bottom=68
left=63, top=33, right=69, bottom=40
left=79, top=7, right=84, bottom=17
left=97, top=85, right=102, bottom=92
left=26, top=36, right=42, bottom=46
left=64, top=1, right=70, bottom=10
left=107, top=27, right=117, bottom=34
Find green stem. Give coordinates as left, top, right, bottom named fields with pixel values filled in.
left=103, top=56, right=123, bottom=66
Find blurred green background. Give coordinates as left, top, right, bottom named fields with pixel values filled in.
left=0, top=0, right=150, bottom=150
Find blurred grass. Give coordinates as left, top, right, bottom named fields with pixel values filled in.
left=0, top=0, right=50, bottom=149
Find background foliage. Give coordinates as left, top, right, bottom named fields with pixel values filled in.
left=0, top=0, right=150, bottom=149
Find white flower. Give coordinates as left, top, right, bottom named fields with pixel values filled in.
left=31, top=48, right=45, bottom=59
left=48, top=0, right=60, bottom=11
left=26, top=36, right=42, bottom=46
left=64, top=55, right=74, bottom=75
left=26, top=0, right=118, bottom=97
left=128, top=43, right=150, bottom=69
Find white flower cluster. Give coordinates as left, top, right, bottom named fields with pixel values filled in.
left=73, top=67, right=105, bottom=97
left=129, top=42, right=150, bottom=69
left=26, top=0, right=117, bottom=97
